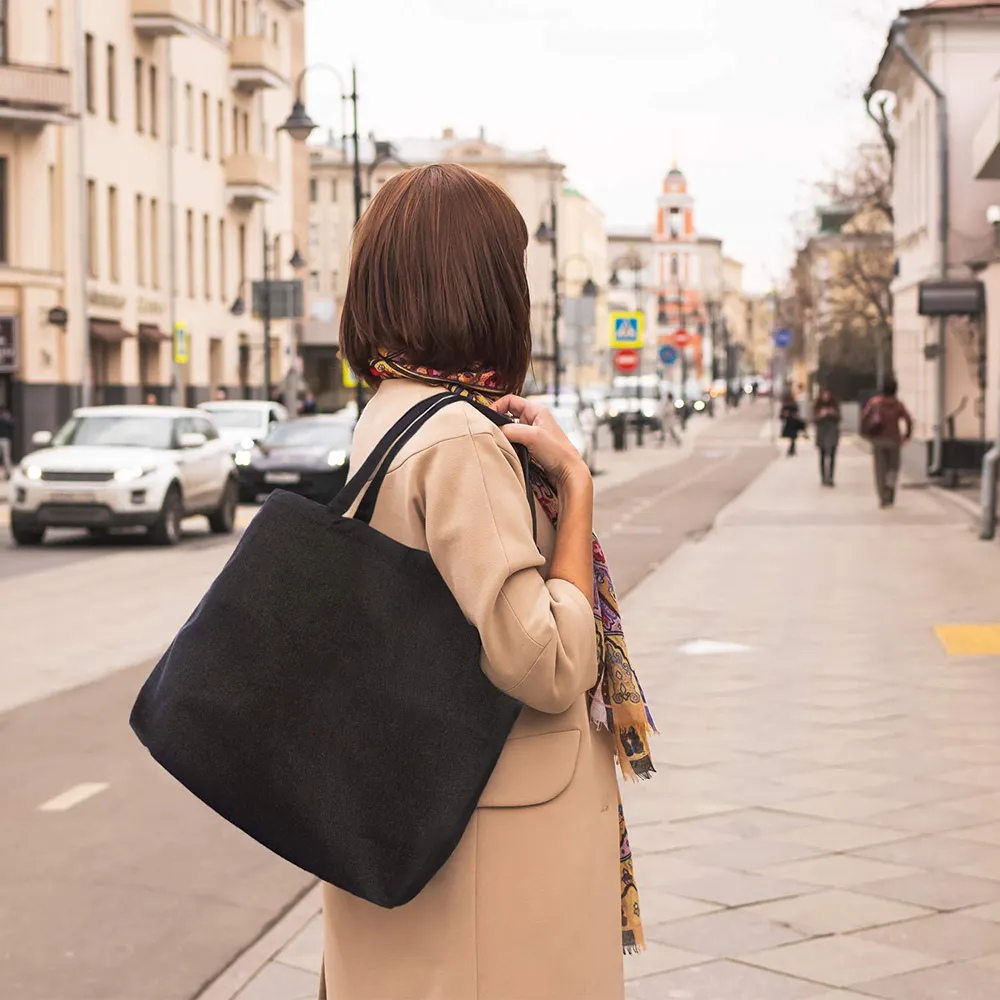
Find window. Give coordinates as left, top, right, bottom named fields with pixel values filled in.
left=107, top=44, right=117, bottom=122
left=150, top=66, right=159, bottom=138
left=0, top=158, right=7, bottom=264
left=185, top=84, right=193, bottom=151
left=202, top=91, right=210, bottom=160
left=218, top=99, right=225, bottom=162
left=85, top=35, right=95, bottom=113
left=136, top=194, right=145, bottom=286
left=200, top=0, right=207, bottom=25
left=186, top=209, right=195, bottom=297
left=669, top=208, right=681, bottom=238
left=330, top=179, right=337, bottom=202
left=231, top=106, right=239, bottom=154
left=309, top=271, right=319, bottom=292
left=216, top=0, right=224, bottom=35
left=219, top=219, right=227, bottom=303
left=150, top=198, right=160, bottom=289
left=308, top=223, right=319, bottom=251
left=86, top=180, right=98, bottom=277
left=49, top=165, right=60, bottom=270
left=203, top=213, right=211, bottom=299
left=0, top=0, right=8, bottom=64
left=242, top=111, right=249, bottom=154
left=670, top=255, right=678, bottom=277
left=241, top=0, right=248, bottom=34
left=108, top=186, right=119, bottom=282
left=309, top=177, right=318, bottom=202
left=238, top=223, right=246, bottom=287
left=231, top=0, right=238, bottom=37
left=272, top=21, right=279, bottom=46
left=135, top=58, right=144, bottom=133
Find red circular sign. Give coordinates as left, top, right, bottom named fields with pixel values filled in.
left=672, top=329, right=692, bottom=348
left=614, top=349, right=640, bottom=374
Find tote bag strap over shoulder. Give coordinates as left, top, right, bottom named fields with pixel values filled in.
left=330, top=393, right=536, bottom=537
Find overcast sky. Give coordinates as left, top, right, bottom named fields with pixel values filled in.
left=304, top=0, right=901, bottom=292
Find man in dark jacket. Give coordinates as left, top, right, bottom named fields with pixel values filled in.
left=861, top=375, right=913, bottom=508
left=0, top=407, right=13, bottom=479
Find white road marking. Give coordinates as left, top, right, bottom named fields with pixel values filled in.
left=39, top=782, right=109, bottom=812
left=679, top=640, right=752, bottom=656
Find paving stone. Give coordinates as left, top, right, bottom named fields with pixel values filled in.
left=648, top=906, right=805, bottom=957
left=669, top=870, right=817, bottom=908
left=235, top=963, right=321, bottom=1000
left=779, top=821, right=911, bottom=853
left=621, top=941, right=706, bottom=981
left=855, top=910, right=1000, bottom=961
left=764, top=855, right=919, bottom=889
left=864, top=871, right=1000, bottom=911
left=625, top=959, right=821, bottom=1000
left=663, top=837, right=825, bottom=873
left=853, top=834, right=1000, bottom=870
left=747, top=890, right=932, bottom=936
left=273, top=915, right=323, bottom=974
left=859, top=960, right=1000, bottom=999
left=744, top=936, right=943, bottom=989
left=948, top=822, right=1000, bottom=846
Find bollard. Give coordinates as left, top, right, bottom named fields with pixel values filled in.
left=981, top=445, right=999, bottom=541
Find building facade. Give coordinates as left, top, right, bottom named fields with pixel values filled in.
left=306, top=130, right=591, bottom=407
left=871, top=0, right=1000, bottom=465
left=1, top=0, right=307, bottom=458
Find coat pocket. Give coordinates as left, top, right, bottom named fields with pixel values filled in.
left=478, top=729, right=582, bottom=808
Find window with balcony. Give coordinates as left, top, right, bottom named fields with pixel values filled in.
left=219, top=219, right=227, bottom=302
left=202, top=91, right=210, bottom=160
left=238, top=223, right=246, bottom=288
left=85, top=35, right=95, bottom=113
left=185, top=84, right=193, bottom=152
left=107, top=44, right=117, bottom=123
left=231, top=106, right=239, bottom=154
left=108, top=185, right=120, bottom=282
left=203, top=213, right=211, bottom=299
left=150, top=66, right=159, bottom=138
left=218, top=99, right=225, bottom=162
left=135, top=58, right=144, bottom=133
left=186, top=210, right=195, bottom=298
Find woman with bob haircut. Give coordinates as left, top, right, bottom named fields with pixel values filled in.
left=321, top=163, right=655, bottom=1000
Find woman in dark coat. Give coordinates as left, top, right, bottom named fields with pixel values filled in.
left=813, top=388, right=841, bottom=486
left=780, top=390, right=803, bottom=456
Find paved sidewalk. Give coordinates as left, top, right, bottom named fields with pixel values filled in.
left=205, top=439, right=1000, bottom=998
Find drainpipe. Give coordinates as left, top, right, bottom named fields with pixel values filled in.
left=76, top=0, right=90, bottom=407
left=890, top=15, right=949, bottom=474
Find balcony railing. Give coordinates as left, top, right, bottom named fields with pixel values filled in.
left=230, top=36, right=285, bottom=92
left=0, top=62, right=73, bottom=128
left=132, top=0, right=199, bottom=37
left=225, top=153, right=278, bottom=205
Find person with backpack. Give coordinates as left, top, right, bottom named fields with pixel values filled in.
left=861, top=375, right=913, bottom=508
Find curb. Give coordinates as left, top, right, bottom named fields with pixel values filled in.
left=195, top=883, right=322, bottom=1000
left=930, top=483, right=982, bottom=523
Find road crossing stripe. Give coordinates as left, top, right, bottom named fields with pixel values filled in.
left=39, top=782, right=109, bottom=812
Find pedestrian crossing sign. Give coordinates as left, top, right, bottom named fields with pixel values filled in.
left=609, top=311, right=644, bottom=349
left=173, top=323, right=190, bottom=365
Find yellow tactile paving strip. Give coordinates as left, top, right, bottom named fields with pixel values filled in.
left=935, top=625, right=1000, bottom=657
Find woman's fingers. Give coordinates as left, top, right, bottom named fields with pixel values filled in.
left=492, top=394, right=543, bottom=425
left=501, top=422, right=538, bottom=448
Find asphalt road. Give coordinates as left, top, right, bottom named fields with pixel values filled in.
left=0, top=406, right=774, bottom=1000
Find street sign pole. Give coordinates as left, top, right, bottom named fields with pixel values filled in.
left=262, top=226, right=272, bottom=403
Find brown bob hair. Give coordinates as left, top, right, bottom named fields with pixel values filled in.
left=340, top=163, right=532, bottom=392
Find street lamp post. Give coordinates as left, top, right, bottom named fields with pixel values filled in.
left=534, top=197, right=561, bottom=405
left=609, top=255, right=646, bottom=446
left=557, top=254, right=599, bottom=398
left=280, top=64, right=365, bottom=415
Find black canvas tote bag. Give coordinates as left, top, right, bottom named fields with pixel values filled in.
left=130, top=393, right=530, bottom=908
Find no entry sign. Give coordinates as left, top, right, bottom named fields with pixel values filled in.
left=614, top=349, right=640, bottom=374
left=673, top=329, right=693, bottom=349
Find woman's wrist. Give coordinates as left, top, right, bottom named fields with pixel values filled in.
left=556, top=462, right=593, bottom=498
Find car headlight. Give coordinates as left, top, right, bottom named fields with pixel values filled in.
left=674, top=399, right=685, bottom=409
left=641, top=402, right=657, bottom=417
left=114, top=466, right=155, bottom=482
left=608, top=408, right=619, bottom=418
left=327, top=449, right=348, bottom=468
left=694, top=400, right=706, bottom=411
left=234, top=450, right=253, bottom=467
left=240, top=438, right=257, bottom=451
left=21, top=463, right=42, bottom=480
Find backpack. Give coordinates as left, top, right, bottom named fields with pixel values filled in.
left=862, top=398, right=885, bottom=438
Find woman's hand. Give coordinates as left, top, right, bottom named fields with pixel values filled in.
left=492, top=395, right=590, bottom=490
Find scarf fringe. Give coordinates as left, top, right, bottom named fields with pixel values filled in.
left=622, top=927, right=646, bottom=954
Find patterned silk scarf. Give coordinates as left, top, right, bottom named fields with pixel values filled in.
left=369, top=357, right=657, bottom=953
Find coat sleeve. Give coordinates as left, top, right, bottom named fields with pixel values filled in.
left=413, top=423, right=598, bottom=715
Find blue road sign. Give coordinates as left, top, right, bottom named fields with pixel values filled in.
left=773, top=328, right=793, bottom=349
left=659, top=344, right=678, bottom=366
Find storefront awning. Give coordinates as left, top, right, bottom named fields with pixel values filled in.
left=138, top=323, right=170, bottom=342
left=89, top=319, right=133, bottom=343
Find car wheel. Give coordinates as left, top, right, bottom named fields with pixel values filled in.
left=11, top=518, right=45, bottom=547
left=208, top=479, right=237, bottom=535
left=149, top=485, right=183, bottom=546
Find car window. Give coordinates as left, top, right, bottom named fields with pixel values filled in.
left=52, top=414, right=175, bottom=450
left=173, top=417, right=195, bottom=447
left=194, top=416, right=218, bottom=440
left=203, top=408, right=268, bottom=431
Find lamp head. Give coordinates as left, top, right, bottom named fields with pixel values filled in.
left=279, top=100, right=318, bottom=142
left=534, top=220, right=554, bottom=243
left=230, top=296, right=246, bottom=317
left=289, top=248, right=306, bottom=269
left=608, top=270, right=621, bottom=288
left=581, top=278, right=599, bottom=298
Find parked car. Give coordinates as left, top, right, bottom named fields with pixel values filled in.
left=550, top=406, right=595, bottom=472
left=198, top=400, right=289, bottom=454
left=235, top=415, right=354, bottom=504
left=9, top=406, right=237, bottom=547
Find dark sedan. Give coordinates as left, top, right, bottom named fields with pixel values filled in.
left=235, top=416, right=353, bottom=504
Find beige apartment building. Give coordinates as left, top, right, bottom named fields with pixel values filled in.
left=304, top=129, right=609, bottom=406
left=0, top=0, right=307, bottom=457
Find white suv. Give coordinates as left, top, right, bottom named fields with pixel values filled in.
left=9, top=405, right=237, bottom=547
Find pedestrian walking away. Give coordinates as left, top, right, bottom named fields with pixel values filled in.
left=813, top=388, right=841, bottom=486
left=861, top=374, right=912, bottom=508
left=780, top=390, right=804, bottom=456
left=0, top=405, right=13, bottom=479
left=659, top=391, right=681, bottom=446
left=319, top=163, right=656, bottom=1000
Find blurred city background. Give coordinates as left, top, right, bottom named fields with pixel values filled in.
left=3, top=1, right=1000, bottom=999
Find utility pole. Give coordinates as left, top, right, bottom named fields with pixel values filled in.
left=634, top=260, right=644, bottom=446
left=262, top=226, right=272, bottom=402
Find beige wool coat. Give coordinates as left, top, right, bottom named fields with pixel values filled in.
left=320, top=380, right=623, bottom=1000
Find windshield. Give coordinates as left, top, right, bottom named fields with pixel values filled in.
left=202, top=408, right=268, bottom=431
left=53, top=415, right=174, bottom=449
left=264, top=421, right=352, bottom=448
left=551, top=410, right=579, bottom=435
